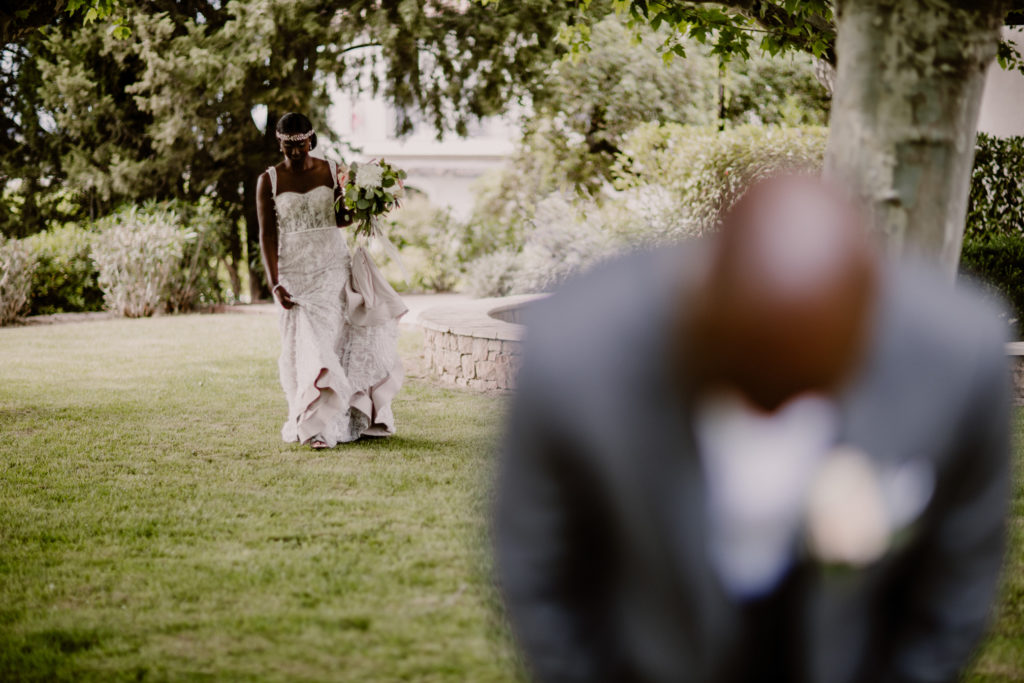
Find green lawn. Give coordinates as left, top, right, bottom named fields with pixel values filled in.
left=0, top=314, right=519, bottom=681
left=0, top=313, right=1020, bottom=681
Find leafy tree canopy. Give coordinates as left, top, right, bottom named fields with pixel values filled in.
left=1, top=0, right=605, bottom=297
left=1, top=0, right=125, bottom=45
left=508, top=14, right=829, bottom=197
left=565, top=0, right=1024, bottom=71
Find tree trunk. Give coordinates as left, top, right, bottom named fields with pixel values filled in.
left=243, top=110, right=282, bottom=303
left=824, top=0, right=1006, bottom=277
left=243, top=173, right=266, bottom=303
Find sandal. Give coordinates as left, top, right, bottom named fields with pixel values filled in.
left=309, top=434, right=329, bottom=450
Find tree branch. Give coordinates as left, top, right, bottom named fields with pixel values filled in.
left=728, top=0, right=837, bottom=64
left=339, top=41, right=381, bottom=55
left=633, top=0, right=837, bottom=64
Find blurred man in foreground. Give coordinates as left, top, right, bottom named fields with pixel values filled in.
left=495, top=176, right=1011, bottom=683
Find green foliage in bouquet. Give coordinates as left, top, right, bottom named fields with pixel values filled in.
left=337, top=161, right=408, bottom=237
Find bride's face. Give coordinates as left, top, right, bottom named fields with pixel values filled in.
left=282, top=139, right=310, bottom=162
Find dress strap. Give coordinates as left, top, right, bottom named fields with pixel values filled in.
left=327, top=159, right=339, bottom=189
left=266, top=166, right=278, bottom=196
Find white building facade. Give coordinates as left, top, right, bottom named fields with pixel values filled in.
left=977, top=28, right=1024, bottom=138
left=327, top=83, right=519, bottom=219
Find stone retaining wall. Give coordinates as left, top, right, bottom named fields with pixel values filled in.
left=422, top=300, right=1024, bottom=398
left=1008, top=344, right=1024, bottom=405
left=419, top=294, right=545, bottom=391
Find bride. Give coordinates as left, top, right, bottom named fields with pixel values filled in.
left=256, top=112, right=405, bottom=450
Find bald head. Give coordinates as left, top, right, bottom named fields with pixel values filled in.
left=687, top=175, right=879, bottom=411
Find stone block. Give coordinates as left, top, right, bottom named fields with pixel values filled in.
left=502, top=340, right=522, bottom=355
left=495, top=367, right=513, bottom=390
left=495, top=356, right=520, bottom=389
left=472, top=337, right=489, bottom=359
left=1014, top=357, right=1024, bottom=405
left=443, top=350, right=462, bottom=375
left=458, top=335, right=474, bottom=354
left=481, top=379, right=498, bottom=391
left=461, top=355, right=476, bottom=379
left=487, top=339, right=502, bottom=353
left=468, top=379, right=485, bottom=390
left=476, top=360, right=498, bottom=382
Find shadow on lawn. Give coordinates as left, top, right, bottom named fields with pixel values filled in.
left=0, top=626, right=107, bottom=682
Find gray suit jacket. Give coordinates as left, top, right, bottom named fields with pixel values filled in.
left=495, top=245, right=1011, bottom=683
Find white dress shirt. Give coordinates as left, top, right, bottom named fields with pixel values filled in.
left=693, top=391, right=840, bottom=599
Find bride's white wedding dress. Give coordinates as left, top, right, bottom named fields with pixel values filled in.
left=269, top=160, right=405, bottom=447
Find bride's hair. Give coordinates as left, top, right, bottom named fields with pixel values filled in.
left=277, top=112, right=317, bottom=150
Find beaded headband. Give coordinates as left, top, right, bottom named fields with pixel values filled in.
left=276, top=130, right=314, bottom=142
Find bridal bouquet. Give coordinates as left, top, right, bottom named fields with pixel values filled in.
left=335, top=159, right=407, bottom=239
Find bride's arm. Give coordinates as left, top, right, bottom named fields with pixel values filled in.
left=256, top=171, right=294, bottom=308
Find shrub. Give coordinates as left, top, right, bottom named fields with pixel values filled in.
left=510, top=195, right=619, bottom=295
left=466, top=195, right=621, bottom=298
left=0, top=237, right=37, bottom=325
left=465, top=250, right=521, bottom=298
left=959, top=232, right=1024, bottom=331
left=23, top=224, right=104, bottom=315
left=614, top=123, right=828, bottom=234
left=163, top=197, right=231, bottom=311
left=381, top=197, right=466, bottom=293
left=464, top=124, right=827, bottom=298
left=596, top=184, right=702, bottom=246
left=90, top=200, right=231, bottom=317
left=966, top=134, right=1024, bottom=239
left=92, top=204, right=185, bottom=317
left=461, top=167, right=538, bottom=262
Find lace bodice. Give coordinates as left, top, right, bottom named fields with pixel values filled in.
left=268, top=161, right=338, bottom=234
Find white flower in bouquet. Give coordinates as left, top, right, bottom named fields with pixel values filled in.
left=335, top=159, right=408, bottom=240
left=355, top=162, right=384, bottom=189
left=805, top=445, right=891, bottom=566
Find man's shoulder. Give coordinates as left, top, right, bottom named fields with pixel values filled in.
left=518, top=245, right=692, bottom=388
left=526, top=245, right=689, bottom=341
left=884, top=260, right=1009, bottom=356
left=865, top=260, right=1011, bottom=421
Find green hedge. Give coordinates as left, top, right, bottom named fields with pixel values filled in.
left=966, top=133, right=1024, bottom=239
left=959, top=233, right=1024, bottom=326
left=16, top=198, right=234, bottom=317
left=957, top=134, right=1024, bottom=331
left=23, top=224, right=104, bottom=316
